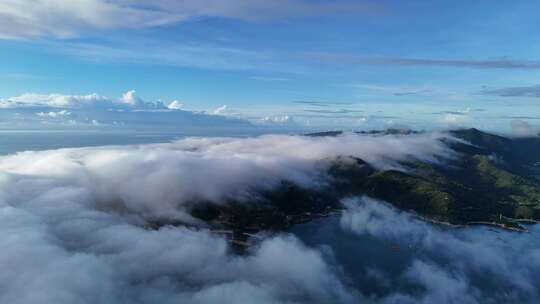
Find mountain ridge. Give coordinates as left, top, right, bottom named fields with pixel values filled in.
left=178, top=128, right=540, bottom=242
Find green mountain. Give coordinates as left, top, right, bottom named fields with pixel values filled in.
left=187, top=129, right=540, bottom=236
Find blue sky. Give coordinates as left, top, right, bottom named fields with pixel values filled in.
left=0, top=0, right=539, bottom=133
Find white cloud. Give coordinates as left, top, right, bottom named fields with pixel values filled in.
left=511, top=120, right=540, bottom=137
left=120, top=90, right=143, bottom=106
left=0, top=0, right=369, bottom=40
left=339, top=196, right=540, bottom=303
left=1, top=91, right=171, bottom=110
left=167, top=100, right=184, bottom=110
left=0, top=132, right=459, bottom=304
left=1, top=92, right=111, bottom=109
left=0, top=91, right=253, bottom=130
left=439, top=112, right=470, bottom=126
left=262, top=115, right=294, bottom=124
left=258, top=115, right=299, bottom=127
left=0, top=132, right=455, bottom=220
left=213, top=105, right=228, bottom=115
left=36, top=110, right=71, bottom=118
left=209, top=105, right=244, bottom=118
left=0, top=204, right=356, bottom=303
left=2, top=133, right=535, bottom=303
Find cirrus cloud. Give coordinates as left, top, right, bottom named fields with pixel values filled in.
left=0, top=0, right=371, bottom=40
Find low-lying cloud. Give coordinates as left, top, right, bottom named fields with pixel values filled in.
left=0, top=133, right=454, bottom=219
left=511, top=120, right=540, bottom=137
left=0, top=206, right=355, bottom=304
left=0, top=132, right=457, bottom=304
left=338, top=196, right=540, bottom=303
left=1, top=133, right=538, bottom=303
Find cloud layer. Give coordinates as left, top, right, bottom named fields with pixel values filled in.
left=335, top=196, right=540, bottom=303
left=1, top=203, right=355, bottom=304
left=511, top=120, right=540, bottom=137
left=0, top=132, right=457, bottom=303
left=2, top=133, right=539, bottom=303
left=0, top=132, right=453, bottom=218
left=1, top=91, right=163, bottom=109
left=0, top=91, right=252, bottom=131
left=0, top=0, right=368, bottom=39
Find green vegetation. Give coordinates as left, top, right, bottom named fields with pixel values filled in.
left=336, top=129, right=540, bottom=229
left=187, top=129, right=540, bottom=234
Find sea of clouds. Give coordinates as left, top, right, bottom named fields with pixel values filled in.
left=1, top=132, right=537, bottom=303
left=335, top=197, right=540, bottom=303
left=0, top=133, right=453, bottom=222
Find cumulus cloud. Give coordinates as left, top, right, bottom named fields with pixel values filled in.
left=212, top=105, right=229, bottom=115
left=36, top=110, right=72, bottom=118
left=0, top=90, right=169, bottom=110
left=120, top=90, right=144, bottom=107
left=0, top=90, right=203, bottom=113
left=0, top=91, right=253, bottom=131
left=338, top=196, right=540, bottom=303
left=167, top=100, right=184, bottom=110
left=440, top=114, right=466, bottom=124
left=0, top=92, right=112, bottom=109
left=258, top=115, right=299, bottom=127
left=438, top=108, right=471, bottom=126
left=0, top=0, right=370, bottom=40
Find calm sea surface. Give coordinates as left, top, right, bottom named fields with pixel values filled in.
left=0, top=130, right=272, bottom=155
left=0, top=131, right=186, bottom=155
left=292, top=215, right=540, bottom=302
